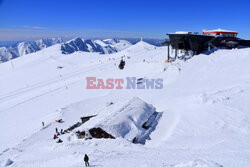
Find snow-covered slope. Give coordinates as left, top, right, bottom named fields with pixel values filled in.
left=61, top=38, right=132, bottom=54
left=103, top=38, right=132, bottom=51
left=0, top=38, right=131, bottom=63
left=0, top=41, right=250, bottom=167
left=0, top=38, right=64, bottom=62
left=123, top=40, right=156, bottom=53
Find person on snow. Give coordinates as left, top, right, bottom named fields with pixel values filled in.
left=57, top=138, right=63, bottom=143
left=118, top=58, right=125, bottom=70
left=55, top=119, right=63, bottom=123
left=53, top=134, right=57, bottom=139
left=61, top=129, right=64, bottom=134
left=42, top=122, right=45, bottom=126
left=84, top=154, right=89, bottom=167
left=56, top=128, right=58, bottom=134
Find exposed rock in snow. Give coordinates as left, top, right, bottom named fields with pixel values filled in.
left=75, top=97, right=161, bottom=143
left=0, top=37, right=131, bottom=63
left=61, top=38, right=132, bottom=54
left=0, top=38, right=64, bottom=62
left=103, top=38, right=120, bottom=45
left=0, top=39, right=250, bottom=166
left=61, top=38, right=107, bottom=54
left=103, top=39, right=132, bottom=51
left=76, top=127, right=115, bottom=139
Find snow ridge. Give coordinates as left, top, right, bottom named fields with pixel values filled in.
left=0, top=38, right=64, bottom=63
left=61, top=38, right=132, bottom=54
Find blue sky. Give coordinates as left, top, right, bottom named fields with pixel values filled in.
left=0, top=0, right=249, bottom=40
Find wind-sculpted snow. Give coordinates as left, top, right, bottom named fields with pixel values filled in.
left=0, top=38, right=64, bottom=62
left=74, top=97, right=160, bottom=143
left=98, top=97, right=157, bottom=142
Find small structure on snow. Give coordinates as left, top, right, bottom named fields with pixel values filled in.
left=74, top=97, right=162, bottom=144
left=164, top=28, right=250, bottom=61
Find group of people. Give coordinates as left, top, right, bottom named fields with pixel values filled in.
left=42, top=120, right=68, bottom=143
left=42, top=122, right=90, bottom=166
left=55, top=127, right=68, bottom=135
left=53, top=127, right=69, bottom=142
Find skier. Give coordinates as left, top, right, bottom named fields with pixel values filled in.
left=118, top=58, right=125, bottom=70
left=55, top=119, right=63, bottom=123
left=56, top=128, right=58, bottom=134
left=61, top=129, right=64, bottom=134
left=53, top=134, right=57, bottom=139
left=84, top=154, right=89, bottom=167
left=58, top=119, right=63, bottom=123
left=42, top=122, right=45, bottom=126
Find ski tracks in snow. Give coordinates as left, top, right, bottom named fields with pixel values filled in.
left=146, top=110, right=180, bottom=147
left=200, top=85, right=248, bottom=104
left=0, top=60, right=119, bottom=111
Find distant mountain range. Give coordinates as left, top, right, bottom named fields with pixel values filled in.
left=0, top=38, right=164, bottom=63
left=123, top=38, right=165, bottom=46
left=0, top=38, right=64, bottom=62
left=61, top=38, right=132, bottom=54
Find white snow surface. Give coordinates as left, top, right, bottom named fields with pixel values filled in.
left=0, top=41, right=250, bottom=167
left=0, top=38, right=132, bottom=63
left=61, top=38, right=132, bottom=54
left=0, top=38, right=64, bottom=62
left=203, top=28, right=237, bottom=33
left=174, top=31, right=190, bottom=34
left=102, top=39, right=132, bottom=51
left=173, top=159, right=222, bottom=167
left=75, top=97, right=156, bottom=141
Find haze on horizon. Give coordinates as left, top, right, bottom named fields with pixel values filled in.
left=0, top=0, right=250, bottom=41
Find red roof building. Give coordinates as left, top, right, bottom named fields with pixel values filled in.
left=202, top=28, right=238, bottom=38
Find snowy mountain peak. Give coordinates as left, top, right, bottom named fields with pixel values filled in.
left=61, top=38, right=132, bottom=55
left=136, top=40, right=155, bottom=47
left=124, top=40, right=156, bottom=53
left=103, top=38, right=120, bottom=45
left=0, top=38, right=250, bottom=166
left=61, top=38, right=107, bottom=54
left=0, top=38, right=64, bottom=63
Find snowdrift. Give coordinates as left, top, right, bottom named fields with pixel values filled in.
left=75, top=97, right=161, bottom=143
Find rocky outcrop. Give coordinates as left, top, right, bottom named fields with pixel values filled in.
left=0, top=38, right=64, bottom=62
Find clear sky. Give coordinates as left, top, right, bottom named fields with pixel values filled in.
left=0, top=0, right=249, bottom=41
